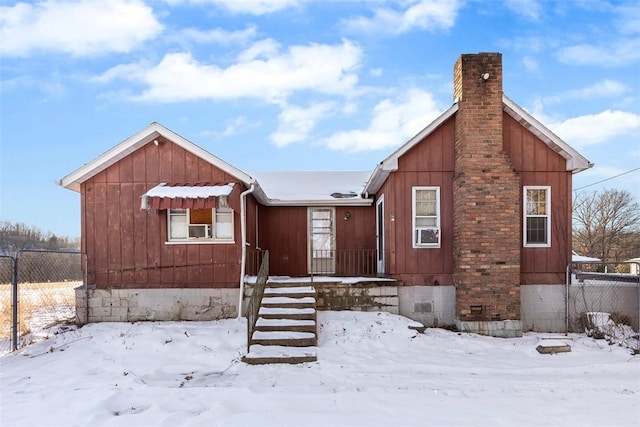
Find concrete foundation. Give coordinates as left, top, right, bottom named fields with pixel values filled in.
left=75, top=286, right=239, bottom=324
left=397, top=286, right=456, bottom=328
left=521, top=284, right=566, bottom=332
left=456, top=319, right=523, bottom=338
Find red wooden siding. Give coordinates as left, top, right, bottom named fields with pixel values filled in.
left=377, top=111, right=572, bottom=286
left=503, top=112, right=572, bottom=284
left=258, top=205, right=376, bottom=276
left=258, top=207, right=308, bottom=276
left=379, top=117, right=456, bottom=286
left=82, top=137, right=244, bottom=289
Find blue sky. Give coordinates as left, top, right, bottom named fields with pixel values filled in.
left=1, top=0, right=639, bottom=238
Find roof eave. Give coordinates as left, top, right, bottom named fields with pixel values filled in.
left=502, top=96, right=593, bottom=173
left=58, top=122, right=257, bottom=192
left=363, top=103, right=459, bottom=195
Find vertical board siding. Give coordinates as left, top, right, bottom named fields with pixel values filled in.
left=381, top=118, right=455, bottom=286
left=260, top=206, right=376, bottom=277
left=259, top=207, right=308, bottom=276
left=503, top=113, right=572, bottom=284
left=83, top=138, right=244, bottom=289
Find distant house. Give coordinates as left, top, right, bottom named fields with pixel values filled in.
left=59, top=52, right=592, bottom=336
left=627, top=258, right=640, bottom=275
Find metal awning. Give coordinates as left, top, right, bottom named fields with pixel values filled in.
left=140, top=183, right=236, bottom=210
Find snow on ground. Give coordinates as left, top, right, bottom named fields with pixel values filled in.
left=1, top=311, right=638, bottom=427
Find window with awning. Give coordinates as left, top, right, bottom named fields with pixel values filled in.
left=140, top=183, right=237, bottom=243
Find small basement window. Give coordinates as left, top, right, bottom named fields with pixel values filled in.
left=168, top=208, right=234, bottom=243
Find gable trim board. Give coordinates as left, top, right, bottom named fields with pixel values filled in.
left=57, top=122, right=271, bottom=205
left=364, top=96, right=592, bottom=195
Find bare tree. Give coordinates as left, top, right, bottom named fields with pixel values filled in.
left=573, top=189, right=640, bottom=262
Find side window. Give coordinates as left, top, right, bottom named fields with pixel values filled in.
left=412, top=187, right=440, bottom=248
left=167, top=208, right=234, bottom=243
left=524, top=186, right=551, bottom=247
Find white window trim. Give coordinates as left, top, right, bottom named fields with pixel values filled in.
left=523, top=186, right=551, bottom=248
left=167, top=208, right=235, bottom=244
left=412, top=186, right=441, bottom=249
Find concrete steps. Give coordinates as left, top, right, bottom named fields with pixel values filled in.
left=243, top=281, right=318, bottom=365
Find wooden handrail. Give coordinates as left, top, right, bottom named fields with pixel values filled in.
left=245, top=250, right=269, bottom=352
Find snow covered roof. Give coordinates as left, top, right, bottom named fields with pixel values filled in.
left=571, top=251, right=601, bottom=262
left=140, top=183, right=237, bottom=210
left=251, top=171, right=373, bottom=206
left=143, top=183, right=235, bottom=199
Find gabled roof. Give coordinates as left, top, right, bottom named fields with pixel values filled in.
left=364, top=96, right=593, bottom=194
left=58, top=122, right=372, bottom=206
left=58, top=122, right=269, bottom=203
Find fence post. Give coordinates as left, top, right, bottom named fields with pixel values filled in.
left=11, top=254, right=19, bottom=351
left=84, top=254, right=89, bottom=325
left=565, top=263, right=570, bottom=336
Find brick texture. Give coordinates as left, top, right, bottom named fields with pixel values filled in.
left=452, top=53, right=521, bottom=321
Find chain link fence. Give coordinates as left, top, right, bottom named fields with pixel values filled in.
left=0, top=250, right=84, bottom=354
left=567, top=261, right=640, bottom=353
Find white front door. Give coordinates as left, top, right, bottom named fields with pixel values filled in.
left=376, top=196, right=385, bottom=274
left=308, top=208, right=335, bottom=274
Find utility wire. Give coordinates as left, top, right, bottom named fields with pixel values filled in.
left=573, top=166, right=640, bottom=192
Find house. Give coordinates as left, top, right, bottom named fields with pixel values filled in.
left=59, top=52, right=591, bottom=337
left=626, top=258, right=640, bottom=275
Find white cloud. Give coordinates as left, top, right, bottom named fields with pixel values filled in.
left=271, top=102, right=336, bottom=147
left=549, top=110, right=640, bottom=147
left=322, top=88, right=443, bottom=152
left=95, top=39, right=362, bottom=103
left=169, top=25, right=257, bottom=46
left=342, top=0, right=461, bottom=35
left=541, top=79, right=628, bottom=105
left=223, top=117, right=248, bottom=136
left=236, top=38, right=280, bottom=62
left=505, top=0, right=542, bottom=21
left=164, top=0, right=303, bottom=15
left=556, top=38, right=640, bottom=67
left=0, top=0, right=162, bottom=57
left=616, top=3, right=640, bottom=36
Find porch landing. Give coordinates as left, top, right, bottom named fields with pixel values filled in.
left=245, top=276, right=402, bottom=314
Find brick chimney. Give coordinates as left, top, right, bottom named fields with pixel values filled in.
left=452, top=53, right=522, bottom=337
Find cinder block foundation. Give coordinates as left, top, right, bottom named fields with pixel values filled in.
left=75, top=286, right=239, bottom=323
left=455, top=319, right=523, bottom=338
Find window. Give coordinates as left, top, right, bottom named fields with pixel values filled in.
left=167, top=208, right=234, bottom=243
left=524, top=186, right=550, bottom=247
left=412, top=187, right=440, bottom=248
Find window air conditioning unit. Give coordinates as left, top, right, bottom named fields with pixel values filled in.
left=416, top=227, right=439, bottom=244
left=188, top=224, right=210, bottom=238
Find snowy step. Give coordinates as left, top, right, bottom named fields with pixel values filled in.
left=255, top=317, right=316, bottom=332
left=261, top=296, right=316, bottom=309
left=263, top=286, right=316, bottom=298
left=243, top=345, right=317, bottom=365
left=251, top=330, right=317, bottom=347
left=258, top=306, right=316, bottom=320
left=266, top=280, right=315, bottom=288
